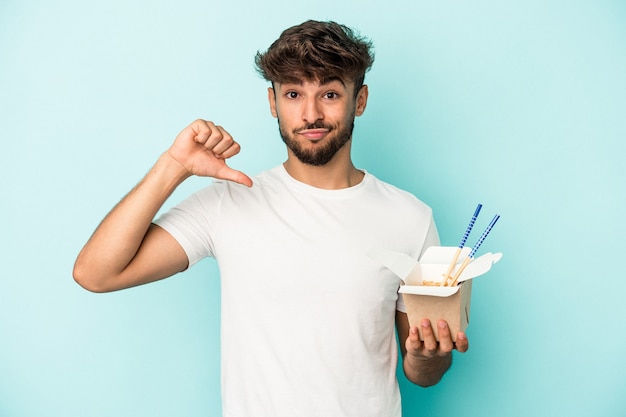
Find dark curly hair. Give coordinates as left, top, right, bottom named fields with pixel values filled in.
left=255, top=20, right=374, bottom=97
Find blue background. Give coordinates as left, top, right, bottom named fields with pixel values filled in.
left=1, top=1, right=624, bottom=416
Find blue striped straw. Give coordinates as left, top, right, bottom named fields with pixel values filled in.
left=458, top=203, right=483, bottom=249
left=468, top=214, right=500, bottom=259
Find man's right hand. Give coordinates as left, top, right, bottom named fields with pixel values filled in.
left=73, top=119, right=252, bottom=292
left=167, top=119, right=253, bottom=187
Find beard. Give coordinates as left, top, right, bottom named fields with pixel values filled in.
left=278, top=115, right=355, bottom=166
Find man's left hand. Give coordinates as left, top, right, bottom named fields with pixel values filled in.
left=405, top=319, right=469, bottom=359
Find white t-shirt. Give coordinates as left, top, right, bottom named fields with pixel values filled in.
left=155, top=165, right=439, bottom=417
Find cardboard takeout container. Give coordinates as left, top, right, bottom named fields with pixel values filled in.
left=370, top=246, right=502, bottom=341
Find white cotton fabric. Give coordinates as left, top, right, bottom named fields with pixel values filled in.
left=154, top=165, right=439, bottom=417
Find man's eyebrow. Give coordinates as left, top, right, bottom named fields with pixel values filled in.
left=319, top=77, right=346, bottom=87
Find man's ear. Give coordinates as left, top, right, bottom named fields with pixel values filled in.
left=355, top=84, right=369, bottom=117
left=268, top=87, right=278, bottom=118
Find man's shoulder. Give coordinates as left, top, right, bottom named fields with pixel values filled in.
left=365, top=173, right=432, bottom=212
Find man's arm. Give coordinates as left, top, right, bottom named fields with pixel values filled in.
left=395, top=311, right=469, bottom=387
left=73, top=119, right=252, bottom=293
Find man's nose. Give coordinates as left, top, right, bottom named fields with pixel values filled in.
left=303, top=98, right=323, bottom=124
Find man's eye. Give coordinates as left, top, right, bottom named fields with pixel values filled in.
left=287, top=92, right=298, bottom=99
left=325, top=92, right=338, bottom=99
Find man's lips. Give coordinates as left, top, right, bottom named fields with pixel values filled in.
left=297, top=128, right=330, bottom=141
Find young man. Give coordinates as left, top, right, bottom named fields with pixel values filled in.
left=74, top=20, right=468, bottom=417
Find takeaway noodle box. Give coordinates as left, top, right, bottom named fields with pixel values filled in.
left=369, top=246, right=502, bottom=341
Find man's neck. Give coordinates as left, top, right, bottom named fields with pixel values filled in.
left=283, top=149, right=364, bottom=190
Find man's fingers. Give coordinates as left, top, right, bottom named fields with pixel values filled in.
left=406, top=326, right=420, bottom=351
left=207, top=125, right=235, bottom=155
left=215, top=141, right=241, bottom=159
left=193, top=123, right=243, bottom=161
left=420, top=319, right=438, bottom=354
left=194, top=123, right=227, bottom=150
left=191, top=120, right=218, bottom=144
left=406, top=319, right=469, bottom=361
left=455, top=332, right=469, bottom=353
left=168, top=119, right=252, bottom=187
left=436, top=321, right=454, bottom=353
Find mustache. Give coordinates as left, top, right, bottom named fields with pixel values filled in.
left=294, top=122, right=333, bottom=133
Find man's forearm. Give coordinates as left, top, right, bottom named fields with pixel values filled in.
left=73, top=153, right=189, bottom=289
left=403, top=352, right=452, bottom=387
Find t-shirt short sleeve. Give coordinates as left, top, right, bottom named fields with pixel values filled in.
left=396, top=294, right=407, bottom=313
left=153, top=185, right=223, bottom=266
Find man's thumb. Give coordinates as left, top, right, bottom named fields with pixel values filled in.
left=217, top=167, right=253, bottom=188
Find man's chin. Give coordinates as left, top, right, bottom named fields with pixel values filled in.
left=281, top=125, right=353, bottom=167
left=293, top=152, right=334, bottom=166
